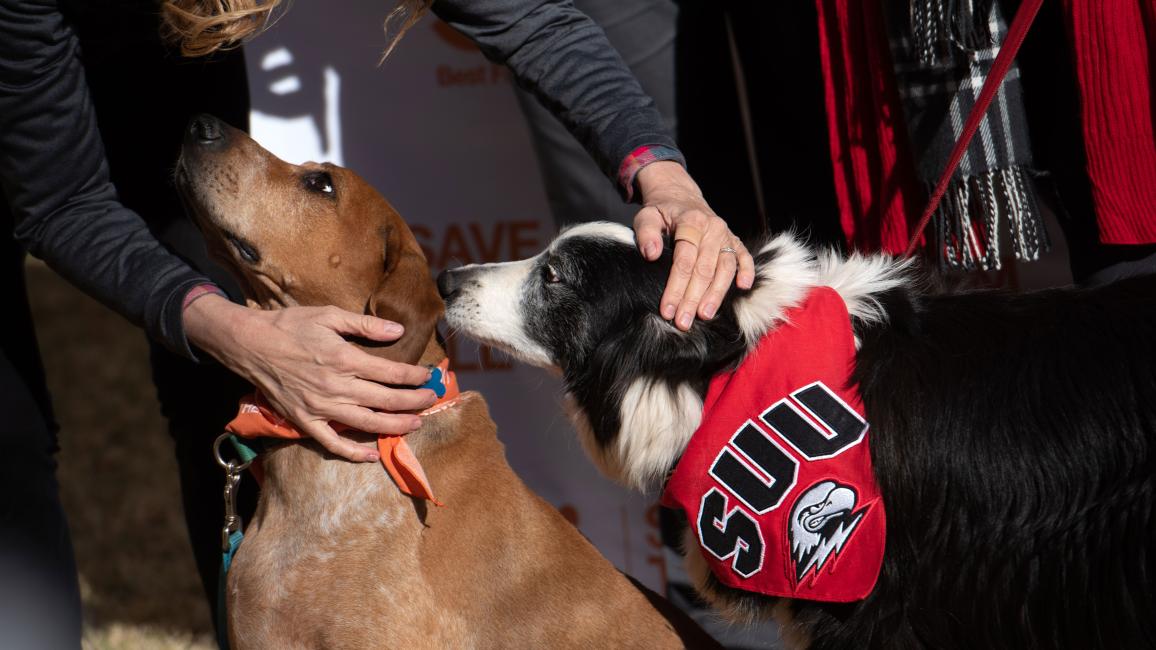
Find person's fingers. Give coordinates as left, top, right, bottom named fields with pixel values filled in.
left=698, top=241, right=740, bottom=321
left=319, top=306, right=405, bottom=342
left=334, top=346, right=432, bottom=386
left=329, top=405, right=423, bottom=437
left=675, top=220, right=729, bottom=329
left=344, top=380, right=437, bottom=413
left=633, top=205, right=668, bottom=261
left=297, top=419, right=380, bottom=463
left=660, top=238, right=698, bottom=322
left=659, top=216, right=707, bottom=321
left=735, top=241, right=757, bottom=290
left=672, top=224, right=704, bottom=247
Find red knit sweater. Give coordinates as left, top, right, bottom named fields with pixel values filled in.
left=1064, top=0, right=1156, bottom=245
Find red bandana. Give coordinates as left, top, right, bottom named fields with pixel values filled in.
left=661, top=287, right=885, bottom=602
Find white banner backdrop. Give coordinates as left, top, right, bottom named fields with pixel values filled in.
left=245, top=6, right=671, bottom=592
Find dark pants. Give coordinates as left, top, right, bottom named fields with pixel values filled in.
left=0, top=229, right=82, bottom=650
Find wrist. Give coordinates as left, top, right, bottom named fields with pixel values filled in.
left=183, top=293, right=245, bottom=355
left=618, top=145, right=686, bottom=202
left=635, top=160, right=703, bottom=201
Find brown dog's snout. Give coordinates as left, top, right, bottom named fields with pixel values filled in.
left=186, top=113, right=226, bottom=147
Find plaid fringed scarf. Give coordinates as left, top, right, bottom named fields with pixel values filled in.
left=818, top=0, right=1048, bottom=270
left=892, top=0, right=1046, bottom=269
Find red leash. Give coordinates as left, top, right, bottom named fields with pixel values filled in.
left=904, top=0, right=1045, bottom=258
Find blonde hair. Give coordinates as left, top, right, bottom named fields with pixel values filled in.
left=162, top=0, right=433, bottom=60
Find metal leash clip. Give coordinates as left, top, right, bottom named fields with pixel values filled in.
left=214, top=433, right=251, bottom=552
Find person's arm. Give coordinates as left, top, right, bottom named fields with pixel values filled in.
left=0, top=0, right=209, bottom=354
left=432, top=0, right=755, bottom=328
left=432, top=0, right=674, bottom=190
left=0, top=0, right=434, bottom=461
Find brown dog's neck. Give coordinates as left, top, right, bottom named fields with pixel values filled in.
left=355, top=332, right=447, bottom=371
left=257, top=329, right=471, bottom=514
left=256, top=333, right=493, bottom=524
left=415, top=335, right=449, bottom=368
left=351, top=331, right=472, bottom=452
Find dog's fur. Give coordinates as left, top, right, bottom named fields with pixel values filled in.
left=440, top=221, right=1156, bottom=649
left=175, top=118, right=720, bottom=649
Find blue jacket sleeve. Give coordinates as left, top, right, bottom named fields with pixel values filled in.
left=0, top=0, right=209, bottom=358
left=431, top=0, right=685, bottom=194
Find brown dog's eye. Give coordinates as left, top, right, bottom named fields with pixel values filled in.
left=303, top=172, right=335, bottom=197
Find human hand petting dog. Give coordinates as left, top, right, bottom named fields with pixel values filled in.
left=184, top=295, right=437, bottom=462
left=633, top=161, right=756, bottom=331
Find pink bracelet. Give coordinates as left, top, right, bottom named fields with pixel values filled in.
left=182, top=283, right=227, bottom=311
left=617, top=144, right=684, bottom=202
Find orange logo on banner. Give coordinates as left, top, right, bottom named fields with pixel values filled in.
left=558, top=504, right=580, bottom=527
left=413, top=220, right=544, bottom=269
left=433, top=20, right=477, bottom=51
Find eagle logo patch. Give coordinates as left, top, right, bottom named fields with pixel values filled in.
left=789, top=481, right=868, bottom=584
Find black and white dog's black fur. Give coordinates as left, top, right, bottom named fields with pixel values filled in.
left=437, top=222, right=1156, bottom=649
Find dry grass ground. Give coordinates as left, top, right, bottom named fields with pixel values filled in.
left=27, top=260, right=214, bottom=649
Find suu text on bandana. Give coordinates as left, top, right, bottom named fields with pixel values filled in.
left=661, top=287, right=885, bottom=602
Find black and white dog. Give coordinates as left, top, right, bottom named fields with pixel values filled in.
left=437, top=222, right=1156, bottom=649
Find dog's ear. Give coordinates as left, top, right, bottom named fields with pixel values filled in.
left=366, top=224, right=444, bottom=365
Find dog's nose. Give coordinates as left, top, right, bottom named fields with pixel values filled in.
left=188, top=114, right=223, bottom=145
left=436, top=269, right=460, bottom=298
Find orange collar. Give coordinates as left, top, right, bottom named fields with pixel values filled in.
left=418, top=358, right=462, bottom=416
left=224, top=358, right=460, bottom=506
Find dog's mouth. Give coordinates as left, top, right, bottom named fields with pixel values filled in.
left=173, top=162, right=261, bottom=266
left=223, top=230, right=262, bottom=265
left=173, top=162, right=215, bottom=228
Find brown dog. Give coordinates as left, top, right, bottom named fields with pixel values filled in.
left=175, top=115, right=718, bottom=649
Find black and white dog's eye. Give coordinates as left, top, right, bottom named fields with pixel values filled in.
left=303, top=171, right=335, bottom=196
left=544, top=264, right=561, bottom=284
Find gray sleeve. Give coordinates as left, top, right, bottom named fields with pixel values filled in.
left=431, top=0, right=685, bottom=190
left=0, top=0, right=209, bottom=358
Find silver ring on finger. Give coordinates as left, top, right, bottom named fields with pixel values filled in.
left=720, top=246, right=738, bottom=256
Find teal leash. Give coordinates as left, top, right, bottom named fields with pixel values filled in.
left=217, top=529, right=244, bottom=650
left=213, top=433, right=254, bottom=650
left=228, top=435, right=260, bottom=465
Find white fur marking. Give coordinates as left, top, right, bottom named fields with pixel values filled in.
left=615, top=379, right=703, bottom=491
left=816, top=249, right=913, bottom=326
left=443, top=256, right=554, bottom=367
left=553, top=221, right=636, bottom=249
left=731, top=235, right=818, bottom=347
left=732, top=233, right=911, bottom=348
